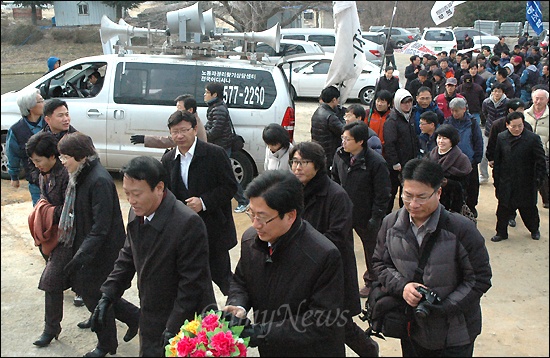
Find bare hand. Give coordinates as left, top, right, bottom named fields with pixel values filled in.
left=222, top=305, right=247, bottom=319
left=184, top=197, right=202, bottom=213
left=403, top=282, right=423, bottom=307
left=10, top=180, right=20, bottom=189
left=488, top=161, right=494, bottom=168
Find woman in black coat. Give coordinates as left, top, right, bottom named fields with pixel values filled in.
left=57, top=133, right=139, bottom=357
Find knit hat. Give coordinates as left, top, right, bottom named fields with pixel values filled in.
left=512, top=55, right=523, bottom=63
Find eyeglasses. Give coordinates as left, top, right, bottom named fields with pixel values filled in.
left=58, top=154, right=70, bottom=163
left=401, top=188, right=438, bottom=204
left=36, top=99, right=45, bottom=103
left=341, top=136, right=355, bottom=142
left=508, top=123, right=524, bottom=129
left=419, top=122, right=431, bottom=126
left=245, top=209, right=279, bottom=226
left=289, top=159, right=312, bottom=167
left=170, top=127, right=193, bottom=136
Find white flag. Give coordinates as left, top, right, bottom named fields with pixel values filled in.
left=431, top=1, right=466, bottom=25
left=325, top=1, right=367, bottom=104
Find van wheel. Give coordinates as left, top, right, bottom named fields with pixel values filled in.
left=230, top=150, right=254, bottom=189
left=359, top=86, right=376, bottom=106
left=1, top=133, right=14, bottom=180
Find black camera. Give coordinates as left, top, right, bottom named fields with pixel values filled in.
left=415, top=286, right=441, bottom=319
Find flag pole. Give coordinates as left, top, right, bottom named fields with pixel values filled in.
left=370, top=0, right=397, bottom=121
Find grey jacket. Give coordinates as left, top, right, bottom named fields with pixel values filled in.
left=372, top=205, right=492, bottom=350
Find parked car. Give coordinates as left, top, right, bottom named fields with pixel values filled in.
left=231, top=39, right=324, bottom=64
left=453, top=28, right=499, bottom=50
left=369, top=26, right=420, bottom=48
left=418, top=27, right=457, bottom=54
left=277, top=52, right=399, bottom=106
left=280, top=27, right=384, bottom=66
left=1, top=53, right=295, bottom=187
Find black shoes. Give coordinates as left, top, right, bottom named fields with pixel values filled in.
left=123, top=322, right=139, bottom=342
left=531, top=231, right=541, bottom=240
left=77, top=317, right=92, bottom=329
left=33, top=331, right=60, bottom=347
left=83, top=347, right=116, bottom=357
left=74, top=295, right=85, bottom=307
left=508, top=219, right=516, bottom=227
left=491, top=235, right=508, bottom=242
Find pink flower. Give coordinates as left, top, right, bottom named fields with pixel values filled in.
left=201, top=313, right=221, bottom=332
left=194, top=330, right=208, bottom=346
left=189, top=349, right=207, bottom=357
left=236, top=342, right=248, bottom=357
left=209, top=331, right=236, bottom=357
left=176, top=336, right=196, bottom=357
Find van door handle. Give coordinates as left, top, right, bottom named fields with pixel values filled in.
left=87, top=109, right=102, bottom=117
left=114, top=109, right=125, bottom=119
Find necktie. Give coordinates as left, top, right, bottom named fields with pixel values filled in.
left=269, top=246, right=273, bottom=256
left=350, top=157, right=356, bottom=166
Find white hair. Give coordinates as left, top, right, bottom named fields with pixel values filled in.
left=16, top=87, right=40, bottom=117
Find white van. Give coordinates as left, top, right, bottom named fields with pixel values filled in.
left=418, top=27, right=457, bottom=54
left=280, top=27, right=383, bottom=66
left=0, top=54, right=295, bottom=187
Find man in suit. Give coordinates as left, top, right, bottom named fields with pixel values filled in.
left=161, top=111, right=238, bottom=295
left=93, top=156, right=217, bottom=356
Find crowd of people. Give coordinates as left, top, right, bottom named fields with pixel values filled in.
left=4, top=35, right=548, bottom=358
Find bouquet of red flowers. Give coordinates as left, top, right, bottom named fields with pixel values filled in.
left=165, top=310, right=249, bottom=357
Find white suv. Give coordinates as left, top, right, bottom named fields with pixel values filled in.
left=418, top=27, right=457, bottom=54
left=1, top=54, right=295, bottom=187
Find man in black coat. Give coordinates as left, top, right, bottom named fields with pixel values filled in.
left=332, top=122, right=391, bottom=299
left=161, top=111, right=238, bottom=295
left=290, top=141, right=379, bottom=356
left=311, top=86, right=345, bottom=171
left=491, top=111, right=547, bottom=242
left=94, top=156, right=217, bottom=356
left=223, top=170, right=346, bottom=356
left=383, top=88, right=419, bottom=214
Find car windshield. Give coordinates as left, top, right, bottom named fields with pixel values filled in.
left=425, top=30, right=454, bottom=41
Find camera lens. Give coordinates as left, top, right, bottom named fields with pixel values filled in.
left=415, top=302, right=430, bottom=319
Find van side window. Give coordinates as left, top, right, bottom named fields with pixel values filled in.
left=309, top=35, right=335, bottom=47
left=283, top=35, right=305, bottom=41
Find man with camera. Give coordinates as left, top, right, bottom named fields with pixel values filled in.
left=372, top=159, right=492, bottom=356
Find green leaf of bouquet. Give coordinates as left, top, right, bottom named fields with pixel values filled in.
left=231, top=325, right=244, bottom=336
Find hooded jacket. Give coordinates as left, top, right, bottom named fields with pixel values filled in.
left=46, top=56, right=60, bottom=72
left=383, top=89, right=419, bottom=167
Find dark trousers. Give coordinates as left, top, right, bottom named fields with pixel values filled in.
left=385, top=55, right=397, bottom=70
left=465, top=164, right=480, bottom=216
left=81, top=292, right=140, bottom=352
left=209, top=243, right=232, bottom=296
left=44, top=291, right=63, bottom=335
left=139, top=315, right=166, bottom=357
left=344, top=313, right=378, bottom=357
left=387, top=169, right=404, bottom=215
left=355, top=226, right=377, bottom=285
left=496, top=202, right=540, bottom=237
left=401, top=339, right=474, bottom=357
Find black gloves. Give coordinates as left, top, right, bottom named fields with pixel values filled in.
left=366, top=217, right=382, bottom=234
left=90, top=293, right=114, bottom=332
left=130, top=134, right=145, bottom=144
left=63, top=253, right=89, bottom=276
left=240, top=323, right=268, bottom=348
left=161, top=329, right=175, bottom=348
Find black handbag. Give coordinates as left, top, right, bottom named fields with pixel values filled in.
left=228, top=114, right=244, bottom=151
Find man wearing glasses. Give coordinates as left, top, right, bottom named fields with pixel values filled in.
left=223, top=169, right=347, bottom=356
left=161, top=110, right=238, bottom=296
left=372, top=158, right=492, bottom=357
left=332, top=121, right=391, bottom=299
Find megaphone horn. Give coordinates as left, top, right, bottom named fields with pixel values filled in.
left=166, top=2, right=205, bottom=39
left=222, top=23, right=280, bottom=52
left=203, top=9, right=216, bottom=35
left=100, top=15, right=164, bottom=44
